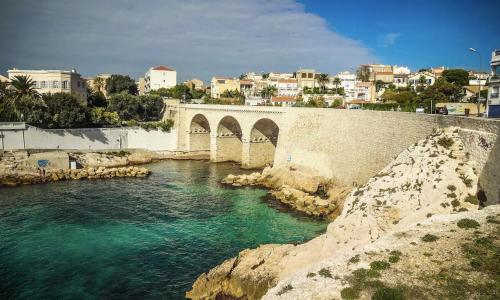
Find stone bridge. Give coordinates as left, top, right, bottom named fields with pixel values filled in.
left=171, top=104, right=287, bottom=169
left=168, top=103, right=499, bottom=203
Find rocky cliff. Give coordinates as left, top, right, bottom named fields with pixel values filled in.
left=187, top=127, right=499, bottom=299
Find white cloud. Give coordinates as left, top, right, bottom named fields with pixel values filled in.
left=0, top=0, right=377, bottom=81
left=378, top=33, right=401, bottom=47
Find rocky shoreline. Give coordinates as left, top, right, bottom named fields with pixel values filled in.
left=221, top=166, right=351, bottom=219
left=187, top=128, right=495, bottom=300
left=0, top=166, right=151, bottom=187
left=0, top=150, right=153, bottom=188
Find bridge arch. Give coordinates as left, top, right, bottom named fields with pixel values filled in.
left=243, top=118, right=280, bottom=168
left=214, top=116, right=243, bottom=163
left=189, top=114, right=211, bottom=151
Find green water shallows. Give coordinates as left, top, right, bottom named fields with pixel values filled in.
left=0, top=160, right=326, bottom=299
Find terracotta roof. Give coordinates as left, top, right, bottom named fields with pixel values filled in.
left=152, top=66, right=175, bottom=71
left=271, top=96, right=297, bottom=102
left=375, top=72, right=394, bottom=75
left=240, top=79, right=254, bottom=84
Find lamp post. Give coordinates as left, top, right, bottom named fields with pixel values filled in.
left=469, top=48, right=482, bottom=117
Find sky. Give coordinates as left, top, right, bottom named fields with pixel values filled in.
left=0, top=0, right=498, bottom=82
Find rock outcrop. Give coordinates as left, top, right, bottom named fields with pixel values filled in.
left=0, top=166, right=151, bottom=187
left=222, top=165, right=351, bottom=219
left=187, top=128, right=489, bottom=299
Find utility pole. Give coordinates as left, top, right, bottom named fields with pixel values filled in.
left=469, top=48, right=482, bottom=116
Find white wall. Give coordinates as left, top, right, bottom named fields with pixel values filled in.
left=1, top=126, right=177, bottom=151
left=128, top=128, right=177, bottom=151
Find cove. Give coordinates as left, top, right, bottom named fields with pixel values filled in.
left=0, top=160, right=326, bottom=299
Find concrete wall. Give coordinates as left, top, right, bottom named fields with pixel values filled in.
left=127, top=128, right=177, bottom=151
left=1, top=126, right=177, bottom=151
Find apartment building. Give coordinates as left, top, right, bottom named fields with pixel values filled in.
left=487, top=49, right=500, bottom=118
left=354, top=82, right=376, bottom=102
left=393, top=74, right=409, bottom=89
left=271, top=96, right=296, bottom=107
left=296, top=69, right=316, bottom=89
left=335, top=72, right=357, bottom=100
left=0, top=74, right=9, bottom=82
left=240, top=79, right=255, bottom=96
left=137, top=77, right=146, bottom=95
left=210, top=77, right=240, bottom=98
left=268, top=72, right=294, bottom=80
left=276, top=79, right=299, bottom=97
left=358, top=64, right=394, bottom=83
left=185, top=78, right=204, bottom=91
left=408, top=72, right=436, bottom=91
left=7, top=68, right=88, bottom=104
left=144, top=66, right=177, bottom=93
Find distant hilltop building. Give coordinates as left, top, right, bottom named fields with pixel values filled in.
left=144, top=66, right=177, bottom=93
left=184, top=78, right=204, bottom=91
left=359, top=64, right=394, bottom=83
left=7, top=68, right=87, bottom=104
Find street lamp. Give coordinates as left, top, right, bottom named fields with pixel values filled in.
left=469, top=48, right=483, bottom=117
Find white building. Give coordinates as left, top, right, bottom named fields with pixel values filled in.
left=245, top=95, right=266, bottom=106
left=268, top=72, right=294, bottom=80
left=277, top=79, right=299, bottom=97
left=408, top=72, right=436, bottom=91
left=335, top=71, right=357, bottom=100
left=393, top=74, right=409, bottom=89
left=144, top=66, right=177, bottom=93
left=7, top=68, right=88, bottom=104
left=392, top=65, right=411, bottom=75
left=487, top=49, right=500, bottom=118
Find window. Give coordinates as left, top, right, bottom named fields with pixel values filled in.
left=32, top=81, right=38, bottom=88
left=53, top=81, right=59, bottom=88
left=493, top=65, right=500, bottom=76
left=301, top=73, right=307, bottom=78
left=491, top=87, right=499, bottom=98
left=308, top=73, right=313, bottom=78
left=62, top=81, right=68, bottom=89
left=77, top=81, right=80, bottom=87
left=40, top=81, right=47, bottom=88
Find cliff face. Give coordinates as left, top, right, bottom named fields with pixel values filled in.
left=187, top=127, right=498, bottom=299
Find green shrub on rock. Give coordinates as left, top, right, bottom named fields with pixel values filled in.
left=457, top=218, right=480, bottom=229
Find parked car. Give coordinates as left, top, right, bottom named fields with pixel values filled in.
left=436, top=106, right=448, bottom=115
left=416, top=108, right=425, bottom=114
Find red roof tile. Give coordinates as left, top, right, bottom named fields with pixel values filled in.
left=271, top=96, right=297, bottom=102
left=152, top=66, right=175, bottom=71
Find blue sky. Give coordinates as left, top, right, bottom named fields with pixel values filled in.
left=300, top=0, right=500, bottom=71
left=0, top=0, right=498, bottom=81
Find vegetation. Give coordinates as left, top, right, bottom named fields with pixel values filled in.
left=370, top=261, right=390, bottom=271
left=388, top=250, right=402, bottom=263
left=318, top=267, right=333, bottom=278
left=106, top=74, right=138, bottom=95
left=421, top=234, right=439, bottom=242
left=457, top=218, right=480, bottom=229
left=437, top=137, right=454, bottom=149
left=276, top=284, right=293, bottom=296
left=372, top=286, right=406, bottom=300
left=0, top=74, right=171, bottom=130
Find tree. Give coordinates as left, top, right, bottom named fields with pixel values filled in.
left=332, top=77, right=341, bottom=89
left=317, top=73, right=330, bottom=93
left=239, top=74, right=247, bottom=80
left=106, top=74, right=138, bottom=95
left=442, top=69, right=469, bottom=87
left=262, top=73, right=270, bottom=79
left=92, top=77, right=105, bottom=93
left=90, top=107, right=120, bottom=126
left=419, top=77, right=464, bottom=103
left=87, top=90, right=107, bottom=107
left=42, top=93, right=91, bottom=128
left=107, top=92, right=164, bottom=121
left=9, top=75, right=39, bottom=98
left=375, top=80, right=386, bottom=92
left=261, top=86, right=277, bottom=99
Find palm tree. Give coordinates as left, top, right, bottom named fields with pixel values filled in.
left=93, top=77, right=105, bottom=93
left=333, top=77, right=341, bottom=89
left=261, top=86, right=277, bottom=99
left=10, top=75, right=39, bottom=98
left=317, top=73, right=330, bottom=93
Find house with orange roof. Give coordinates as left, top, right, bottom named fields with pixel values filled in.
left=271, top=96, right=296, bottom=107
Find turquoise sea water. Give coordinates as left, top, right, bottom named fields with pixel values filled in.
left=0, top=160, right=327, bottom=299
